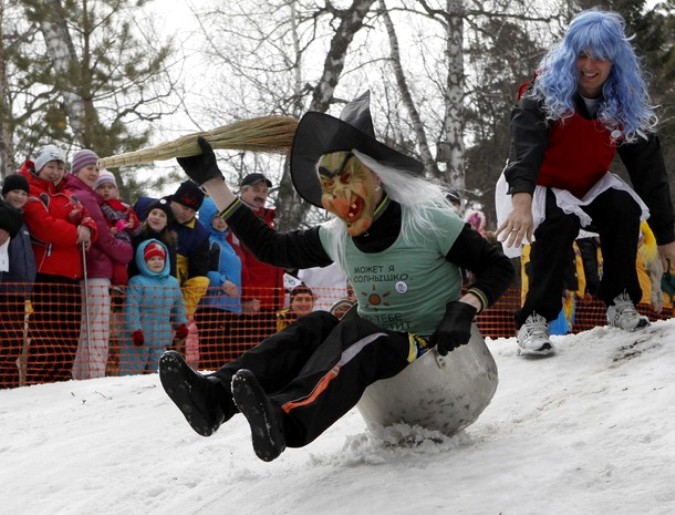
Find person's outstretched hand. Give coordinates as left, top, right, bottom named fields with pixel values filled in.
left=429, top=301, right=477, bottom=356
left=177, top=137, right=223, bottom=186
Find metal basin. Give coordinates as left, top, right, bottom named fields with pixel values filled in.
left=357, top=323, right=498, bottom=436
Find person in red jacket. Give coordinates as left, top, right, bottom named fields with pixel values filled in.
left=20, top=145, right=98, bottom=384
left=65, top=149, right=134, bottom=380
left=234, top=173, right=284, bottom=345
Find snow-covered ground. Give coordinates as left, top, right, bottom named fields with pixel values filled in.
left=1, top=319, right=674, bottom=515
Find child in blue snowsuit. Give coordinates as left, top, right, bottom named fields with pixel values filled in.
left=120, top=239, right=188, bottom=375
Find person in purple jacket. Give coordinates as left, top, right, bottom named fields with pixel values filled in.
left=65, top=149, right=134, bottom=379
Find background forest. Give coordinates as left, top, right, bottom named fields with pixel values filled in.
left=1, top=0, right=673, bottom=231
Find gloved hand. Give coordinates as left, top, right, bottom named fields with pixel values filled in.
left=176, top=137, right=223, bottom=186
left=429, top=301, right=477, bottom=356
left=115, top=219, right=130, bottom=232
left=67, top=203, right=84, bottom=225
left=133, top=330, right=145, bottom=347
left=175, top=324, right=189, bottom=340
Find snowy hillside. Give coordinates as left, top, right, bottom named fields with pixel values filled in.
left=1, top=320, right=674, bottom=515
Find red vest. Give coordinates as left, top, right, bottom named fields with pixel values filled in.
left=538, top=112, right=617, bottom=199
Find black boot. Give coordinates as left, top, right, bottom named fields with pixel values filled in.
left=231, top=369, right=286, bottom=462
left=159, top=351, right=234, bottom=437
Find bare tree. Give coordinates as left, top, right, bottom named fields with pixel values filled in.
left=190, top=0, right=572, bottom=230
left=0, top=0, right=44, bottom=177
left=377, top=0, right=439, bottom=177
left=0, top=1, right=16, bottom=177
left=196, top=0, right=378, bottom=231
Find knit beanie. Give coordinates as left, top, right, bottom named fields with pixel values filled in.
left=2, top=174, right=30, bottom=196
left=170, top=180, right=205, bottom=210
left=146, top=198, right=173, bottom=222
left=34, top=145, right=66, bottom=174
left=144, top=241, right=167, bottom=262
left=71, top=149, right=99, bottom=175
left=95, top=169, right=117, bottom=190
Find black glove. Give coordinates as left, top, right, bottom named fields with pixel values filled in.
left=429, top=301, right=477, bottom=356
left=176, top=136, right=223, bottom=186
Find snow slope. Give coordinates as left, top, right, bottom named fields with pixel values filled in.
left=1, top=320, right=674, bottom=515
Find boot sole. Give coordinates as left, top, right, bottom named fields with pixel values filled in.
left=231, top=370, right=286, bottom=462
left=517, top=343, right=556, bottom=358
left=159, top=351, right=218, bottom=437
left=611, top=318, right=651, bottom=331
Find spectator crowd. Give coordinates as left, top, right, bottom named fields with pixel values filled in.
left=0, top=152, right=355, bottom=389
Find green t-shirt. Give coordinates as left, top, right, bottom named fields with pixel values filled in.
left=319, top=205, right=464, bottom=337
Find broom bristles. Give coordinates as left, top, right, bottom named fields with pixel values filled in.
left=97, top=115, right=299, bottom=169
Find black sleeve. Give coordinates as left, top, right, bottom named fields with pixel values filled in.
left=223, top=199, right=333, bottom=269
left=208, top=242, right=221, bottom=272
left=0, top=201, right=23, bottom=237
left=503, top=97, right=551, bottom=196
left=188, top=235, right=210, bottom=278
left=618, top=133, right=675, bottom=245
left=445, top=224, right=516, bottom=309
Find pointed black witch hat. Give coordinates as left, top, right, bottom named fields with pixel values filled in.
left=290, top=91, right=424, bottom=207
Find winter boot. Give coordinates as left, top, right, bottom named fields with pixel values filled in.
left=159, top=351, right=234, bottom=437
left=231, top=369, right=286, bottom=462
left=517, top=312, right=555, bottom=357
left=606, top=292, right=650, bottom=331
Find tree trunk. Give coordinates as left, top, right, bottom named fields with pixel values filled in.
left=34, top=0, right=87, bottom=142
left=437, top=0, right=466, bottom=192
left=378, top=0, right=440, bottom=179
left=276, top=0, right=377, bottom=232
left=0, top=1, right=14, bottom=177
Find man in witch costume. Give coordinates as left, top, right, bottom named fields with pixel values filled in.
left=159, top=92, right=514, bottom=462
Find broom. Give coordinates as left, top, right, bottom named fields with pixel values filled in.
left=97, top=115, right=299, bottom=169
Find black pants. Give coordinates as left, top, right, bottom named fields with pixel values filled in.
left=210, top=311, right=411, bottom=447
left=0, top=292, right=26, bottom=388
left=27, top=274, right=81, bottom=384
left=516, top=188, right=642, bottom=327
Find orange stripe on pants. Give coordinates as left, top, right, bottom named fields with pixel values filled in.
left=281, top=365, right=340, bottom=414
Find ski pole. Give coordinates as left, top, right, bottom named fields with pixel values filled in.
left=82, top=243, right=92, bottom=347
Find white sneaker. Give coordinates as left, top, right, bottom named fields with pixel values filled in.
left=606, top=292, right=650, bottom=331
left=517, top=313, right=555, bottom=357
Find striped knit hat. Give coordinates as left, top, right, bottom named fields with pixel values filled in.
left=144, top=241, right=167, bottom=262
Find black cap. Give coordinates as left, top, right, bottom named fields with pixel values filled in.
left=446, top=189, right=461, bottom=206
left=2, top=174, right=30, bottom=196
left=170, top=180, right=205, bottom=210
left=241, top=173, right=272, bottom=188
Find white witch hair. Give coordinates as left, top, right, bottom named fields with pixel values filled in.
left=320, top=149, right=459, bottom=274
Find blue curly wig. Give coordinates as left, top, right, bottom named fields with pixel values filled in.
left=530, top=9, right=658, bottom=142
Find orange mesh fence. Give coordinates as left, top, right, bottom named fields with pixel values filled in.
left=0, top=283, right=671, bottom=389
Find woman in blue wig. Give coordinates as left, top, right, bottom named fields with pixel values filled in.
left=496, top=9, right=675, bottom=357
